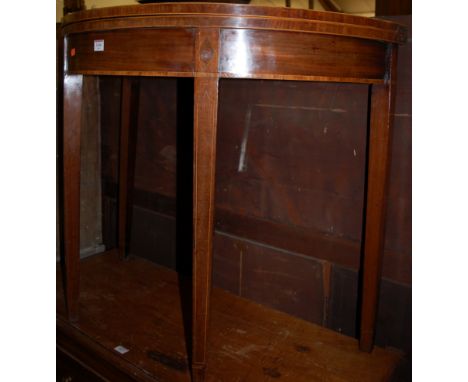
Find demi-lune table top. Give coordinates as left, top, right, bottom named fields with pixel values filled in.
left=62, top=3, right=406, bottom=84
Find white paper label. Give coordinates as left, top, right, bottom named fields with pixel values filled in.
left=94, top=39, right=104, bottom=52
left=114, top=345, right=129, bottom=354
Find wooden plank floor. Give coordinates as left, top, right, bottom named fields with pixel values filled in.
left=57, top=251, right=401, bottom=382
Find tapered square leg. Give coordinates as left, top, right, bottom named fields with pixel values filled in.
left=192, top=76, right=219, bottom=380
left=359, top=45, right=398, bottom=352
left=63, top=74, right=83, bottom=322
left=118, top=77, right=140, bottom=260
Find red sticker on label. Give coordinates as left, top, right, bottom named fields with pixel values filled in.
left=70, top=48, right=76, bottom=57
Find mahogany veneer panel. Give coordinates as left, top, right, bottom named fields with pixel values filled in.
left=57, top=252, right=402, bottom=382
left=219, top=29, right=387, bottom=81
left=67, top=28, right=195, bottom=74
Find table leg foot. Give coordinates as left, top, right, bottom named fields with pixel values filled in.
left=191, top=363, right=206, bottom=382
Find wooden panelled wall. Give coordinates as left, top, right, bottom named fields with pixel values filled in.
left=376, top=0, right=411, bottom=16
left=91, top=16, right=411, bottom=355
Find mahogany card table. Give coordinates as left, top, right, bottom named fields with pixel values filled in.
left=60, top=4, right=406, bottom=380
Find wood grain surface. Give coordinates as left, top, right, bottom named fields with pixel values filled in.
left=57, top=252, right=403, bottom=382
left=67, top=28, right=195, bottom=74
